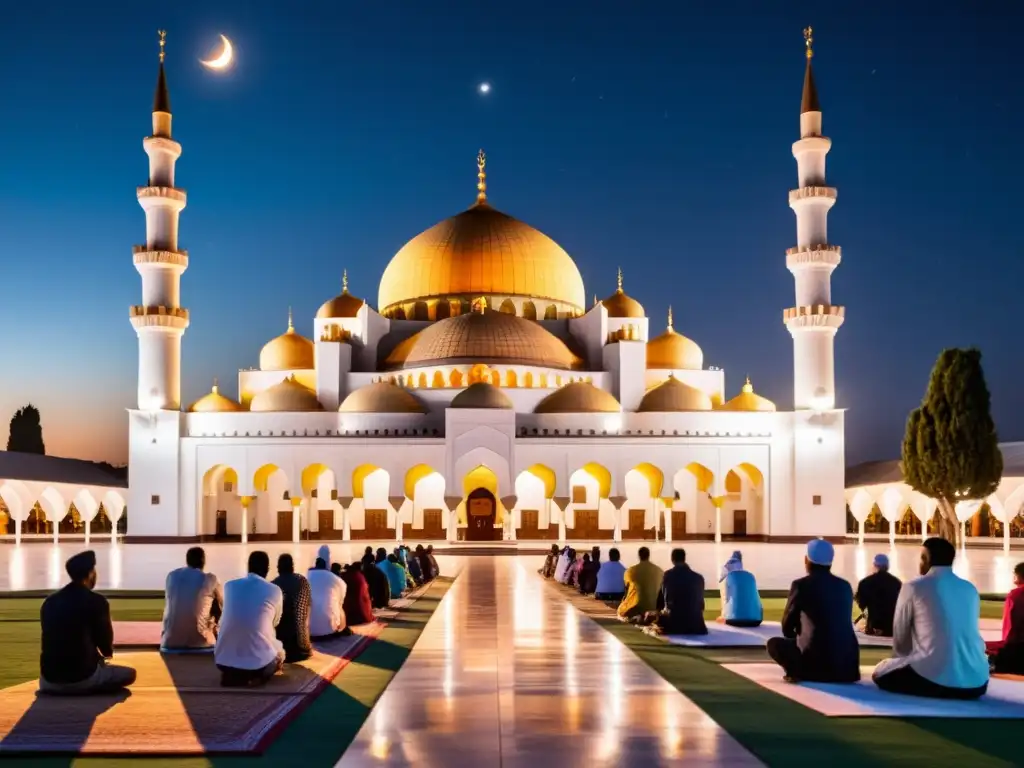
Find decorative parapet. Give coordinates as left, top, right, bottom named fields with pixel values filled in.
left=129, top=304, right=189, bottom=331
left=136, top=185, right=187, bottom=204
left=783, top=304, right=845, bottom=330
left=320, top=324, right=353, bottom=343
left=132, top=246, right=189, bottom=269
left=788, top=186, right=837, bottom=205
left=142, top=135, right=182, bottom=157
left=785, top=244, right=842, bottom=270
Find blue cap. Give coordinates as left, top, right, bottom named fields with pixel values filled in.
left=873, top=553, right=889, bottom=568
left=806, top=538, right=834, bottom=567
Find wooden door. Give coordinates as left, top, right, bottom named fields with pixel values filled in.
left=518, top=509, right=539, bottom=539
left=466, top=491, right=497, bottom=541
left=627, top=509, right=650, bottom=540
left=420, top=509, right=445, bottom=540
left=215, top=511, right=227, bottom=539
left=671, top=510, right=686, bottom=539
left=276, top=510, right=292, bottom=541
left=318, top=509, right=334, bottom=539
left=734, top=509, right=747, bottom=537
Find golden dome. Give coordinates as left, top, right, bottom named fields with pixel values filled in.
left=260, top=309, right=315, bottom=371
left=719, top=378, right=776, bottom=412
left=638, top=376, right=713, bottom=412
left=535, top=381, right=621, bottom=414
left=377, top=153, right=585, bottom=315
left=250, top=375, right=323, bottom=412
left=451, top=382, right=513, bottom=410
left=316, top=270, right=365, bottom=319
left=384, top=309, right=582, bottom=370
left=188, top=380, right=244, bottom=413
left=646, top=307, right=703, bottom=370
left=339, top=381, right=427, bottom=414
left=602, top=268, right=645, bottom=319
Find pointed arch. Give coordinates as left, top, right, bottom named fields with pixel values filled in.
left=38, top=486, right=68, bottom=524
left=463, top=464, right=499, bottom=496
left=505, top=370, right=518, bottom=388
left=684, top=462, right=714, bottom=494
left=525, top=464, right=556, bottom=499
left=71, top=488, right=98, bottom=522
left=254, top=464, right=285, bottom=493
left=432, top=370, right=446, bottom=388
left=579, top=462, right=612, bottom=499
left=725, top=470, right=742, bottom=494
left=499, top=299, right=516, bottom=315
left=524, top=372, right=534, bottom=388
left=352, top=464, right=381, bottom=499
left=627, top=463, right=664, bottom=499
left=450, top=369, right=464, bottom=388
left=301, top=463, right=332, bottom=496
left=523, top=301, right=537, bottom=320
left=405, top=464, right=443, bottom=499
left=418, top=372, right=428, bottom=388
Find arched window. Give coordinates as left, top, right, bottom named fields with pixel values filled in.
left=413, top=301, right=429, bottom=320
left=418, top=373, right=428, bottom=388
left=436, top=301, right=452, bottom=320
left=506, top=370, right=518, bottom=387
left=524, top=372, right=534, bottom=388
left=432, top=370, right=445, bottom=388
left=544, top=304, right=558, bottom=320
left=499, top=299, right=516, bottom=315
left=539, top=373, right=548, bottom=388
left=490, top=370, right=500, bottom=386
left=450, top=369, right=464, bottom=387
left=523, top=302, right=537, bottom=320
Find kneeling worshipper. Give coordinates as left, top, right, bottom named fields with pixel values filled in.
left=565, top=549, right=583, bottom=588
left=39, top=550, right=137, bottom=695
left=595, top=548, right=627, bottom=601
left=717, top=551, right=763, bottom=628
left=553, top=546, right=572, bottom=583
left=766, top=540, right=860, bottom=684
left=217, top=551, right=287, bottom=687
left=161, top=546, right=224, bottom=653
left=539, top=544, right=560, bottom=578
left=308, top=549, right=348, bottom=639
left=271, top=553, right=312, bottom=664
left=382, top=553, right=408, bottom=599
left=873, top=538, right=989, bottom=699
left=426, top=545, right=440, bottom=578
left=404, top=546, right=424, bottom=585
left=578, top=552, right=601, bottom=595
left=988, top=562, right=1024, bottom=675
left=341, top=562, right=375, bottom=626
left=855, top=553, right=903, bottom=637
left=618, top=547, right=664, bottom=620
left=415, top=545, right=434, bottom=582
left=362, top=553, right=391, bottom=609
left=644, top=548, right=707, bottom=635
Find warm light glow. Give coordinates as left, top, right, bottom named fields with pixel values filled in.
left=200, top=34, right=234, bottom=70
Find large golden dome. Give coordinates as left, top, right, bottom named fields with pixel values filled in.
left=718, top=378, right=776, bottom=412
left=638, top=376, right=712, bottom=412
left=535, top=381, right=621, bottom=414
left=260, top=310, right=315, bottom=371
left=383, top=309, right=582, bottom=370
left=250, top=376, right=323, bottom=412
left=377, top=153, right=586, bottom=317
left=646, top=308, right=703, bottom=370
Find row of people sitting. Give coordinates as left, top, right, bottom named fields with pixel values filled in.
left=539, top=544, right=764, bottom=631
left=38, top=543, right=440, bottom=695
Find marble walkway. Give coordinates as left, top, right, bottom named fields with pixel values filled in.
left=336, top=557, right=761, bottom=767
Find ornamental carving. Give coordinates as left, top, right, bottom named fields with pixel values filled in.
left=788, top=186, right=837, bottom=204
left=136, top=185, right=187, bottom=203
left=132, top=248, right=189, bottom=269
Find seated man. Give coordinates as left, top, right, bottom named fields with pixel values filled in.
left=578, top=553, right=600, bottom=595
left=161, top=546, right=223, bottom=652
left=415, top=545, right=434, bottom=583
left=648, top=548, right=707, bottom=635
left=767, top=540, right=860, bottom=684
left=595, top=547, right=627, bottom=601
left=718, top=553, right=763, bottom=628
left=308, top=556, right=347, bottom=639
left=618, top=547, right=664, bottom=620
left=426, top=545, right=440, bottom=579
left=381, top=553, right=408, bottom=599
left=855, top=553, right=902, bottom=637
left=341, top=562, right=375, bottom=626
left=271, top=554, right=312, bottom=663
left=988, top=562, right=1024, bottom=674
left=217, top=551, right=287, bottom=687
left=362, top=553, right=391, bottom=609
left=404, top=546, right=424, bottom=585
left=873, top=537, right=989, bottom=699
left=539, top=544, right=560, bottom=579
left=39, top=550, right=137, bottom=695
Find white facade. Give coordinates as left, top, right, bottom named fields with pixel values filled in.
left=126, top=41, right=847, bottom=544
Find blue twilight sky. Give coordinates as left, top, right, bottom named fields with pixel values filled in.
left=0, top=1, right=1018, bottom=466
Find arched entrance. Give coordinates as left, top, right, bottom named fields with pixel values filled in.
left=466, top=488, right=498, bottom=541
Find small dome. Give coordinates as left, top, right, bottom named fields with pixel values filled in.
left=250, top=376, right=323, bottom=412
left=339, top=380, right=427, bottom=414
left=646, top=308, right=703, bottom=370
left=535, top=381, right=621, bottom=414
left=384, top=309, right=582, bottom=370
left=316, top=271, right=365, bottom=319
left=451, top=382, right=513, bottom=410
left=638, top=376, right=712, bottom=412
left=601, top=269, right=645, bottom=318
left=260, top=310, right=315, bottom=371
left=188, top=381, right=244, bottom=413
left=719, top=378, right=776, bottom=412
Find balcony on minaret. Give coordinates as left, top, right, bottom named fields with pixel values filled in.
left=788, top=186, right=836, bottom=206
left=785, top=244, right=841, bottom=271
left=783, top=304, right=845, bottom=331
left=132, top=245, right=189, bottom=270
left=129, top=304, right=190, bottom=332
left=137, top=186, right=186, bottom=205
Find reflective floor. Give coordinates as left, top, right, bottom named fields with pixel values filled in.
left=1, top=540, right=1018, bottom=594
left=336, top=558, right=761, bottom=767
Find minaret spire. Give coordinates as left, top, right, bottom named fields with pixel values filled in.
left=342, top=269, right=349, bottom=294
left=154, top=30, right=171, bottom=117
left=801, top=26, right=820, bottom=114
left=475, top=149, right=488, bottom=205
left=287, top=306, right=294, bottom=331
left=667, top=305, right=674, bottom=331
left=616, top=267, right=623, bottom=293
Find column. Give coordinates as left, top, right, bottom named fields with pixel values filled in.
left=85, top=517, right=91, bottom=545
left=292, top=498, right=302, bottom=543
left=14, top=518, right=21, bottom=546
left=240, top=497, right=251, bottom=544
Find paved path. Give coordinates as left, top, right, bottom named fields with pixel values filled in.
left=337, top=558, right=761, bottom=766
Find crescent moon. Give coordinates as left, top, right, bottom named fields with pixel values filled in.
left=200, top=35, right=234, bottom=70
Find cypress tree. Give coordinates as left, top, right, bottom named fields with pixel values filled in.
left=901, top=348, right=1001, bottom=545
left=6, top=404, right=45, bottom=455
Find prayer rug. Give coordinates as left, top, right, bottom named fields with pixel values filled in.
left=0, top=622, right=383, bottom=754
left=723, top=663, right=1024, bottom=718
left=112, top=621, right=162, bottom=648
left=652, top=622, right=897, bottom=648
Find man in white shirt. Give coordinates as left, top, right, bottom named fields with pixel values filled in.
left=595, top=547, right=627, bottom=601
left=215, top=551, right=285, bottom=687
left=161, top=547, right=223, bottom=652
left=307, top=549, right=347, bottom=639
left=873, top=537, right=989, bottom=700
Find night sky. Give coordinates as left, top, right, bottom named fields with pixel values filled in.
left=0, top=1, right=1018, bottom=466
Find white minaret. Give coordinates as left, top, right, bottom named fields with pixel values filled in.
left=130, top=30, right=189, bottom=411
left=784, top=27, right=844, bottom=410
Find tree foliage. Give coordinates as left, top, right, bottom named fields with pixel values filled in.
left=7, top=404, right=45, bottom=455
left=901, top=348, right=1001, bottom=543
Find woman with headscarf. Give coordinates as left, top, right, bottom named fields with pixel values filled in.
left=562, top=549, right=581, bottom=586
left=578, top=552, right=600, bottom=595
left=717, top=550, right=763, bottom=627
left=553, top=546, right=572, bottom=583
left=341, top=562, right=375, bottom=626
left=362, top=553, right=390, bottom=609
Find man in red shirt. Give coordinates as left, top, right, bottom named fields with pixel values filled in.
left=987, top=562, right=1024, bottom=674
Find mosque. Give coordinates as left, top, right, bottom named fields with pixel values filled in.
left=127, top=32, right=846, bottom=544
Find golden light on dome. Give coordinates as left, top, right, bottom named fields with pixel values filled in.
left=316, top=269, right=365, bottom=319
left=188, top=378, right=244, bottom=413
left=638, top=376, right=712, bottom=412
left=259, top=308, right=315, bottom=371
left=601, top=267, right=644, bottom=319
left=250, top=375, right=323, bottom=412
left=646, top=308, right=703, bottom=370
left=718, top=377, right=776, bottom=412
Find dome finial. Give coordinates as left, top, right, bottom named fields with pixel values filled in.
left=616, top=266, right=623, bottom=293
left=342, top=269, right=349, bottom=294
left=803, top=26, right=813, bottom=60
left=743, top=375, right=753, bottom=393
left=476, top=149, right=487, bottom=204
left=667, top=305, right=674, bottom=331
left=287, top=306, right=294, bottom=331
left=801, top=26, right=821, bottom=113
left=153, top=30, right=171, bottom=114
left=212, top=377, right=219, bottom=393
